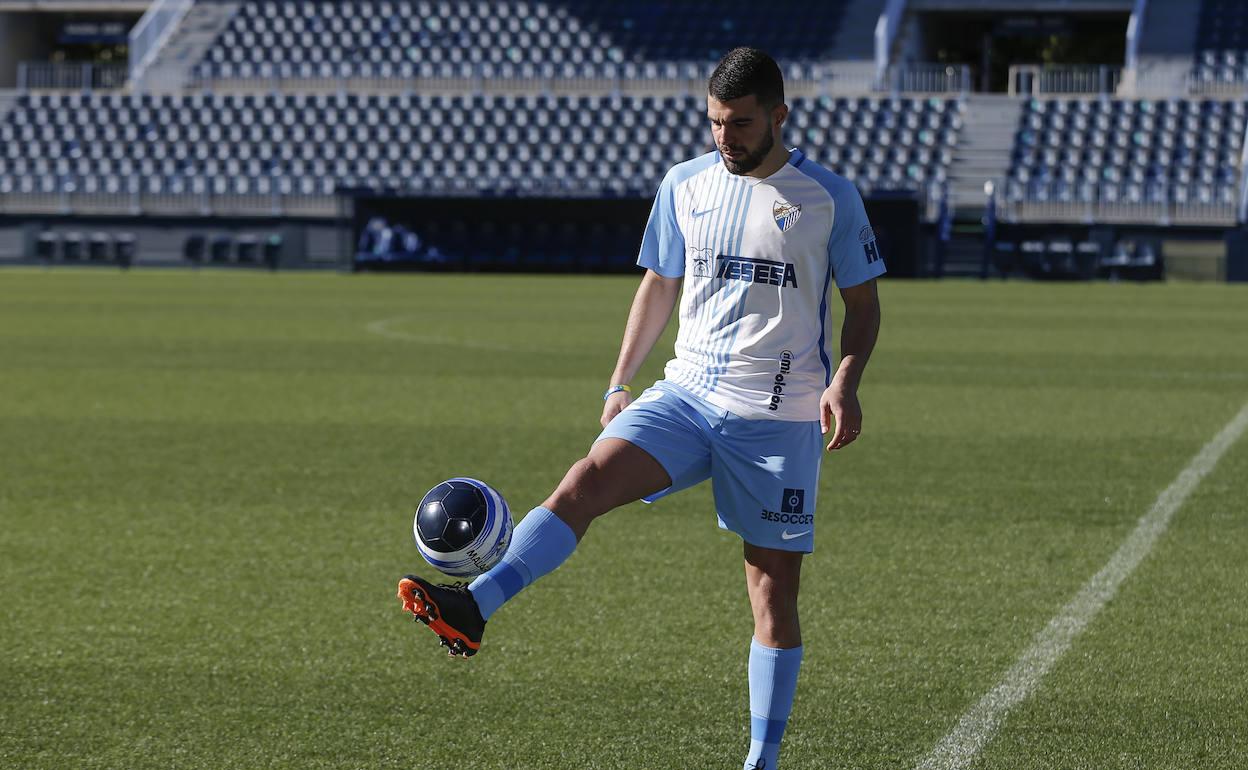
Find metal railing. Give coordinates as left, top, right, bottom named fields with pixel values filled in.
left=884, top=64, right=970, bottom=94
left=17, top=62, right=129, bottom=91
left=0, top=178, right=949, bottom=221
left=0, top=189, right=340, bottom=219
left=128, top=0, right=193, bottom=87
left=1008, top=65, right=1123, bottom=96
left=190, top=65, right=709, bottom=97
left=1188, top=71, right=1248, bottom=98
left=1002, top=180, right=1237, bottom=226
left=188, top=61, right=970, bottom=97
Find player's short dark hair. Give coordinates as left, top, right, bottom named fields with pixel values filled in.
left=707, top=47, right=785, bottom=108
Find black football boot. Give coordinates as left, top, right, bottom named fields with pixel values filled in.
left=397, top=575, right=486, bottom=658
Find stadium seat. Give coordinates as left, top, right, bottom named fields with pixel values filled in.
left=1008, top=96, right=1244, bottom=210
left=61, top=232, right=84, bottom=260
left=35, top=231, right=58, bottom=262
left=88, top=232, right=112, bottom=261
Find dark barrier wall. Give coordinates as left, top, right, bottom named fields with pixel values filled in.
left=350, top=192, right=921, bottom=276
left=1226, top=228, right=1248, bottom=282
left=352, top=194, right=653, bottom=272
left=858, top=192, right=920, bottom=278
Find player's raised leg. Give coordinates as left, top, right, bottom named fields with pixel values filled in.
left=398, top=437, right=671, bottom=656
left=742, top=543, right=804, bottom=770
left=467, top=437, right=671, bottom=614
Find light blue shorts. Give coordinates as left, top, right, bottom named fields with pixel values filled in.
left=595, top=380, right=823, bottom=553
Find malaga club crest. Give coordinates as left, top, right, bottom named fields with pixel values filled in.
left=773, top=199, right=802, bottom=232
left=689, top=246, right=714, bottom=278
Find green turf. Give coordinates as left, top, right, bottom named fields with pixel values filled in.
left=1, top=269, right=1245, bottom=769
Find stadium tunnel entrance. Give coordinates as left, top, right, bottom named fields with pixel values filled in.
left=915, top=11, right=1129, bottom=92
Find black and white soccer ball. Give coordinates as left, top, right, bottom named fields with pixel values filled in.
left=413, top=477, right=513, bottom=578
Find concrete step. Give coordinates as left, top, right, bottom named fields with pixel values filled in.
left=955, top=152, right=1014, bottom=161
left=945, top=95, right=1023, bottom=218
left=954, top=144, right=1016, bottom=155
left=951, top=165, right=1013, bottom=175
left=137, top=1, right=241, bottom=90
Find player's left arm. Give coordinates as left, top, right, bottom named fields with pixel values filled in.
left=820, top=279, right=881, bottom=451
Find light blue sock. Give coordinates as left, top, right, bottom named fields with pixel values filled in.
left=744, top=637, right=804, bottom=770
left=468, top=506, right=577, bottom=620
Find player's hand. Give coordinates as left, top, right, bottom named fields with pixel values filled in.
left=820, top=380, right=862, bottom=451
left=600, top=390, right=632, bottom=428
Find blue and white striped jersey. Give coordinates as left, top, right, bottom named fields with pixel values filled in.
left=637, top=148, right=886, bottom=421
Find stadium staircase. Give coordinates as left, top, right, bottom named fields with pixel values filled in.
left=1130, top=0, right=1201, bottom=96
left=134, top=0, right=241, bottom=91
left=947, top=94, right=1020, bottom=214
left=939, top=94, right=1021, bottom=277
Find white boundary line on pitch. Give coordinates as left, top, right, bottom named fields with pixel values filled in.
left=916, top=401, right=1248, bottom=770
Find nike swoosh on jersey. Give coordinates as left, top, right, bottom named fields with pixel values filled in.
left=781, top=529, right=812, bottom=540
left=691, top=207, right=721, bottom=218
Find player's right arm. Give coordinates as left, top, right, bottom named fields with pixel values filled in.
left=601, top=166, right=687, bottom=427
left=601, top=270, right=681, bottom=426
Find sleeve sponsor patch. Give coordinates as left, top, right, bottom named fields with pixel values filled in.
left=859, top=226, right=881, bottom=264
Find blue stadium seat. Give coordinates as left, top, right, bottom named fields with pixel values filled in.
left=1008, top=96, right=1245, bottom=209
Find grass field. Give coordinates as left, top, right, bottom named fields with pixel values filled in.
left=1, top=269, right=1246, bottom=770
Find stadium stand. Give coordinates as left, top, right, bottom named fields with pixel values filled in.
left=193, top=0, right=850, bottom=82
left=2, top=0, right=1246, bottom=279
left=1006, top=97, right=1245, bottom=223
left=1191, top=0, right=1248, bottom=90
left=0, top=91, right=962, bottom=210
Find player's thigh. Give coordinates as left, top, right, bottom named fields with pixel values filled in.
left=544, top=438, right=673, bottom=527
left=593, top=383, right=714, bottom=503
left=710, top=418, right=823, bottom=554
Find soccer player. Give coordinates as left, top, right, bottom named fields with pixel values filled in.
left=398, top=47, right=884, bottom=770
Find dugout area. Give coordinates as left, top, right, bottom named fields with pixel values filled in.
left=344, top=191, right=926, bottom=276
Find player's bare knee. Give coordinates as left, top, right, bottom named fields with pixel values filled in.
left=544, top=456, right=618, bottom=530
left=754, top=620, right=802, bottom=650
left=753, top=593, right=801, bottom=642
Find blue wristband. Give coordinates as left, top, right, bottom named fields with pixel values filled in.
left=603, top=384, right=632, bottom=401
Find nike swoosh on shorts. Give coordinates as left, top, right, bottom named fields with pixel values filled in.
left=781, top=530, right=812, bottom=540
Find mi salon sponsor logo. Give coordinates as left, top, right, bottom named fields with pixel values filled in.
left=767, top=350, right=793, bottom=412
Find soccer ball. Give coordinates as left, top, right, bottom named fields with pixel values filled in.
left=413, top=477, right=513, bottom=578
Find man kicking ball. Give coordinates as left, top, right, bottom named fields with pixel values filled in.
left=398, top=47, right=884, bottom=770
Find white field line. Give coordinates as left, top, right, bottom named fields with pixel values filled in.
left=916, top=401, right=1248, bottom=770
left=894, top=361, right=1248, bottom=383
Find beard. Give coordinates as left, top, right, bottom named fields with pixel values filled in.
left=720, top=130, right=775, bottom=175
